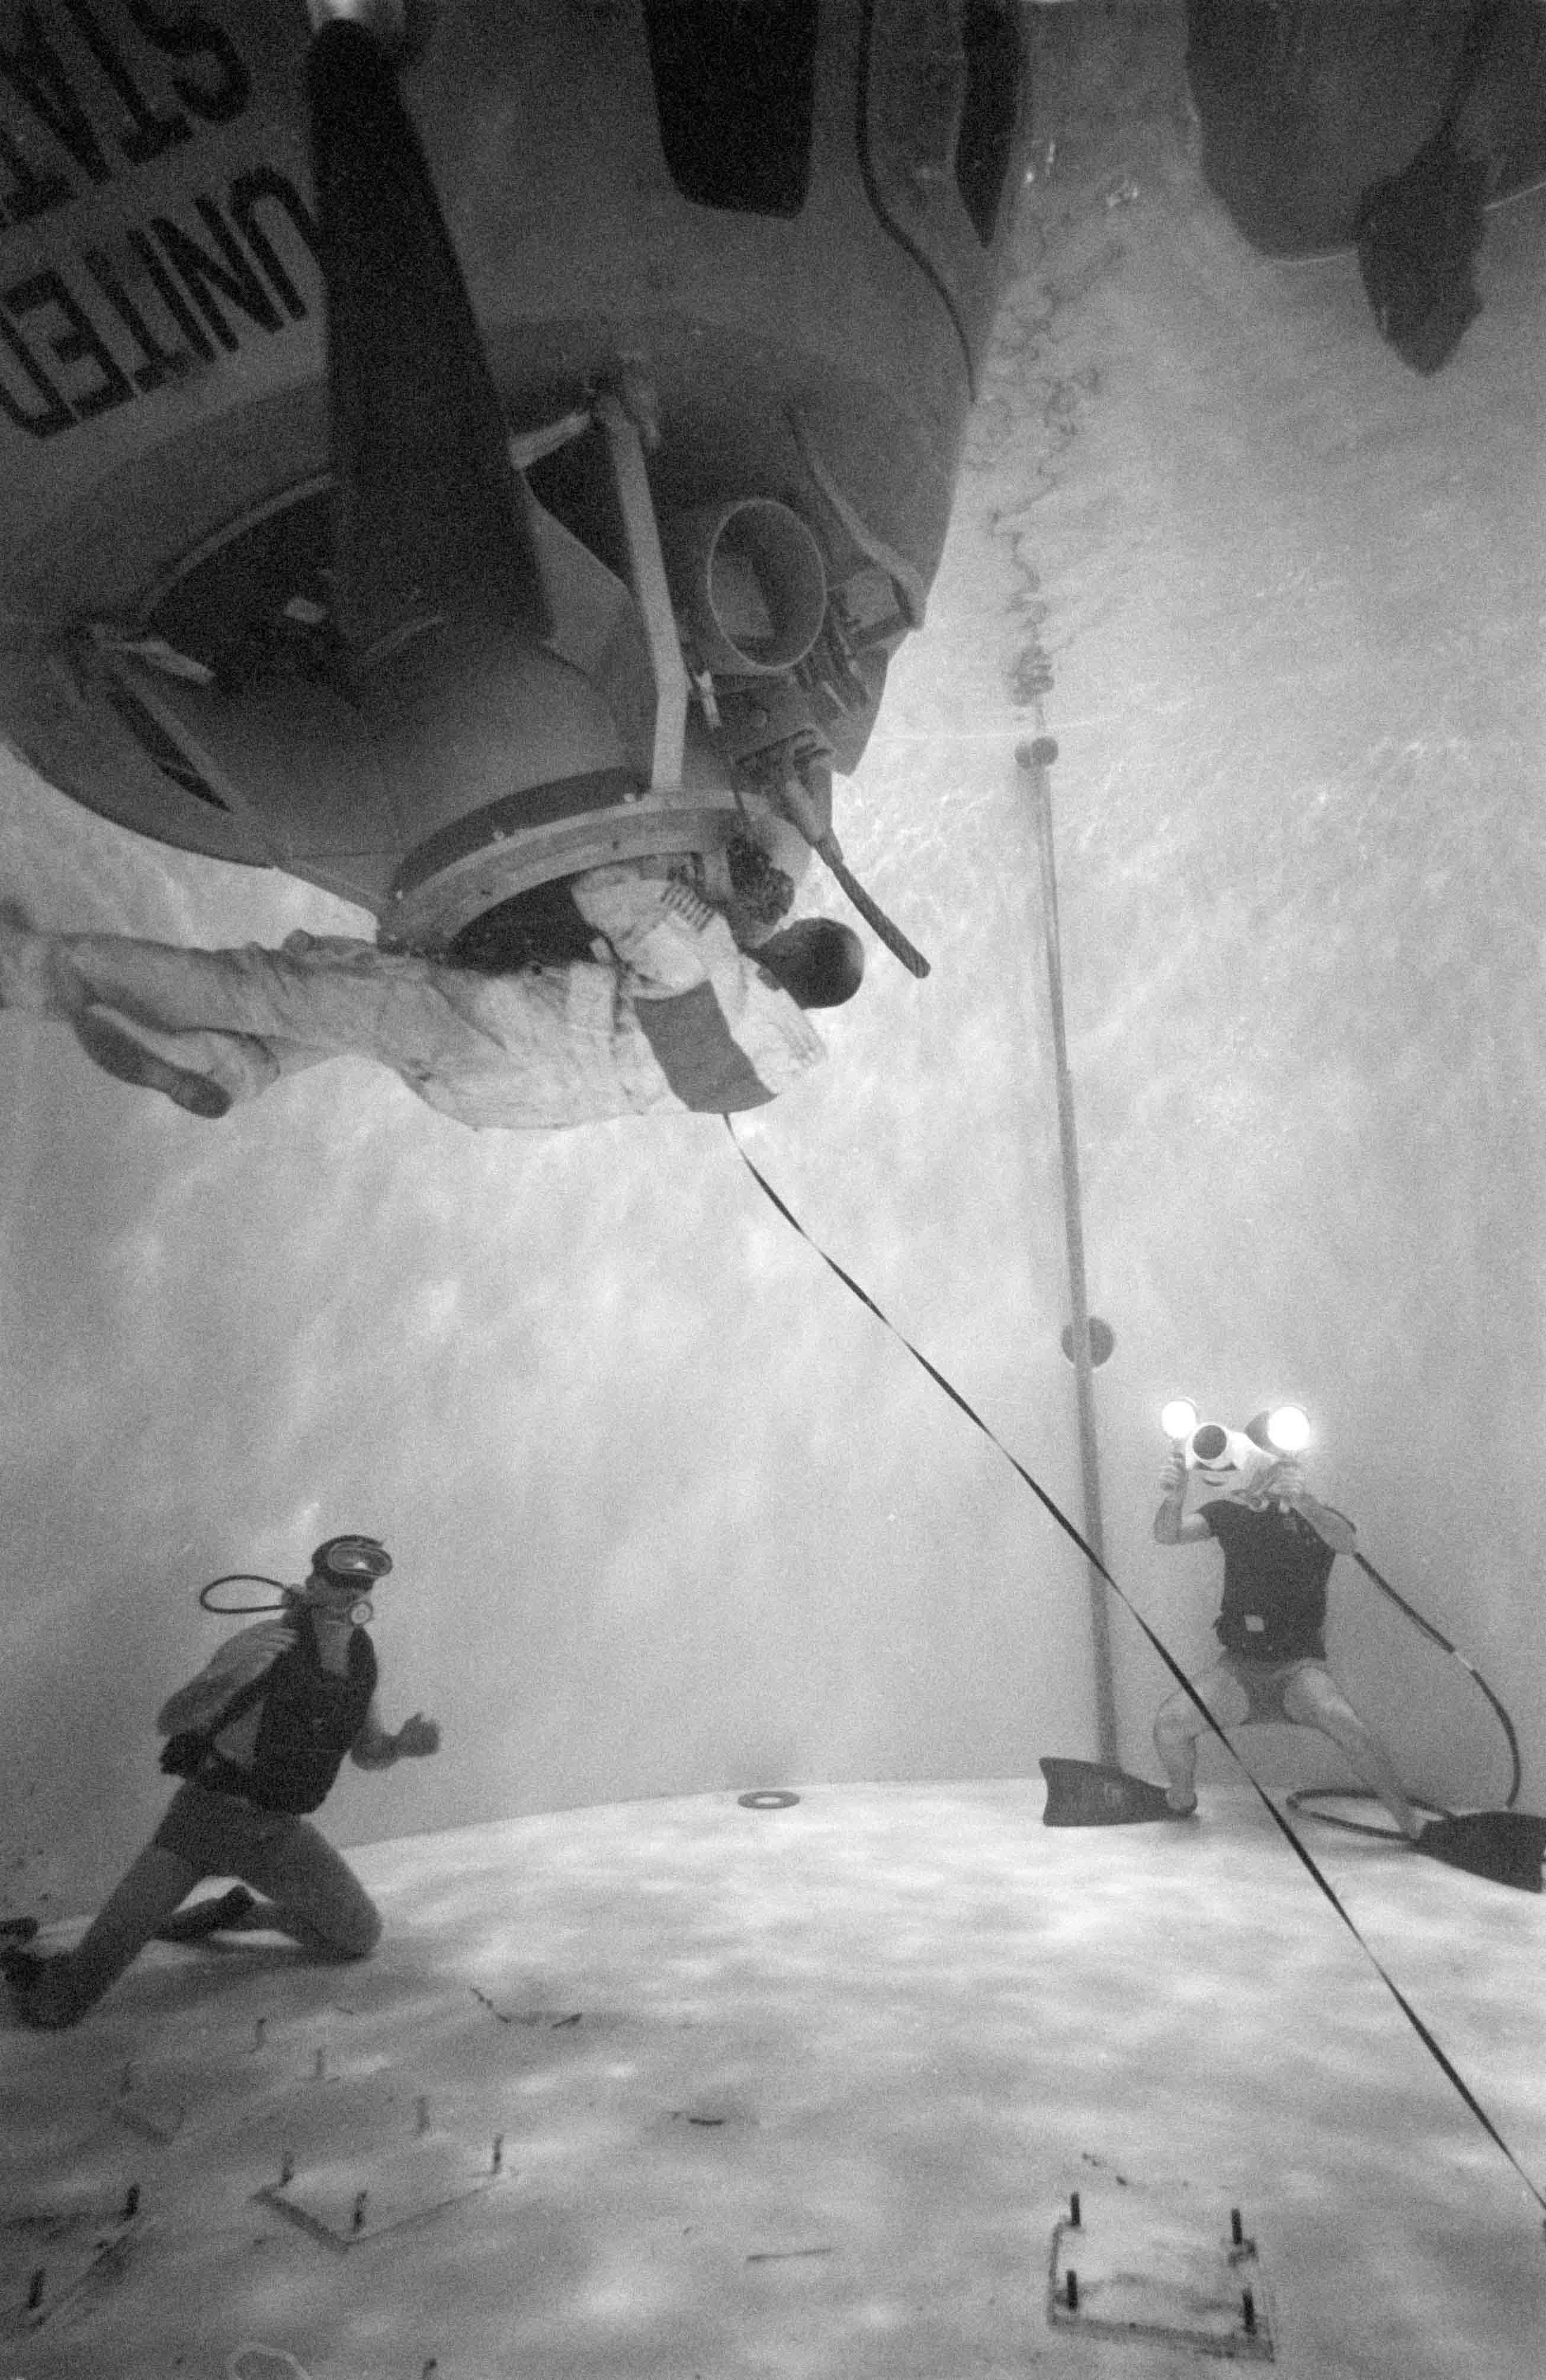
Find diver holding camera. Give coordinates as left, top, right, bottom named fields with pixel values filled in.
left=1151, top=1418, right=1423, bottom=1839
left=2, top=1536, right=439, bottom=2030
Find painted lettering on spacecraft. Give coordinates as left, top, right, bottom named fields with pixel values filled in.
left=0, top=2, right=319, bottom=439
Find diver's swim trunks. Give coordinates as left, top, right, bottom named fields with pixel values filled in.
left=1220, top=1654, right=1328, bottom=1725
left=153, top=1780, right=311, bottom=1868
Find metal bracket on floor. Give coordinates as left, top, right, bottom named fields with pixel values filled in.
left=1, top=2188, right=150, bottom=2336
left=254, top=2119, right=508, bottom=2252
left=1048, top=2185, right=1274, bottom=2360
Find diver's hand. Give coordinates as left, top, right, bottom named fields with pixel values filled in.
left=392, top=1713, right=440, bottom=1759
left=1261, top=1457, right=1304, bottom=1504
left=1278, top=1478, right=1356, bottom=1553
left=1158, top=1451, right=1188, bottom=1498
left=220, top=1621, right=297, bottom=1681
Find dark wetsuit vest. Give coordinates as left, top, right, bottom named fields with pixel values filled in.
left=197, top=1611, right=377, bottom=1814
left=1202, top=1499, right=1335, bottom=1662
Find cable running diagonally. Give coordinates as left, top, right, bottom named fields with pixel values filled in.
left=724, top=1118, right=1546, bottom=2233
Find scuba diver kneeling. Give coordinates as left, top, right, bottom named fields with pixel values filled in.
left=1, top=1537, right=439, bottom=2031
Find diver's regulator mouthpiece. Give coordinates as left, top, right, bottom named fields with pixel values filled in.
left=199, top=1538, right=392, bottom=1625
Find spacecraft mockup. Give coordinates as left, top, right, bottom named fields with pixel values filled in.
left=0, top=0, right=1029, bottom=958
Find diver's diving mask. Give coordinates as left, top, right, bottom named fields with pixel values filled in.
left=306, top=1534, right=394, bottom=1624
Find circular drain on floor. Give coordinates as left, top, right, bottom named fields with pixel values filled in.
left=227, top=2349, right=314, bottom=2380
left=738, top=1790, right=801, bottom=1810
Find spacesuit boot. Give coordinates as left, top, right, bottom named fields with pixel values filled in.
left=70, top=1008, right=281, bottom=1119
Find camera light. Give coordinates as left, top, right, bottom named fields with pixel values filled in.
left=1160, top=1398, right=1199, bottom=1441
left=1265, top=1405, right=1311, bottom=1453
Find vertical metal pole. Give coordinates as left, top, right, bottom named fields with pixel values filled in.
left=1018, top=737, right=1119, bottom=1764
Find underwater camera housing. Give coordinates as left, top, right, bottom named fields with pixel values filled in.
left=1161, top=1403, right=1311, bottom=1501
left=1185, top=1422, right=1278, bottom=1499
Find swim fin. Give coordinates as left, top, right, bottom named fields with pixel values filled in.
left=1416, top=1810, right=1546, bottom=1893
left=1040, top=1757, right=1194, bottom=1827
left=0, top=1914, right=39, bottom=1977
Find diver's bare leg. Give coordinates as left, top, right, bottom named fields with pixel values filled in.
left=229, top=1817, right=382, bottom=1961
left=1282, top=1668, right=1424, bottom=1839
left=1153, top=1666, right=1250, bottom=1812
left=6, top=1845, right=203, bottom=2028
